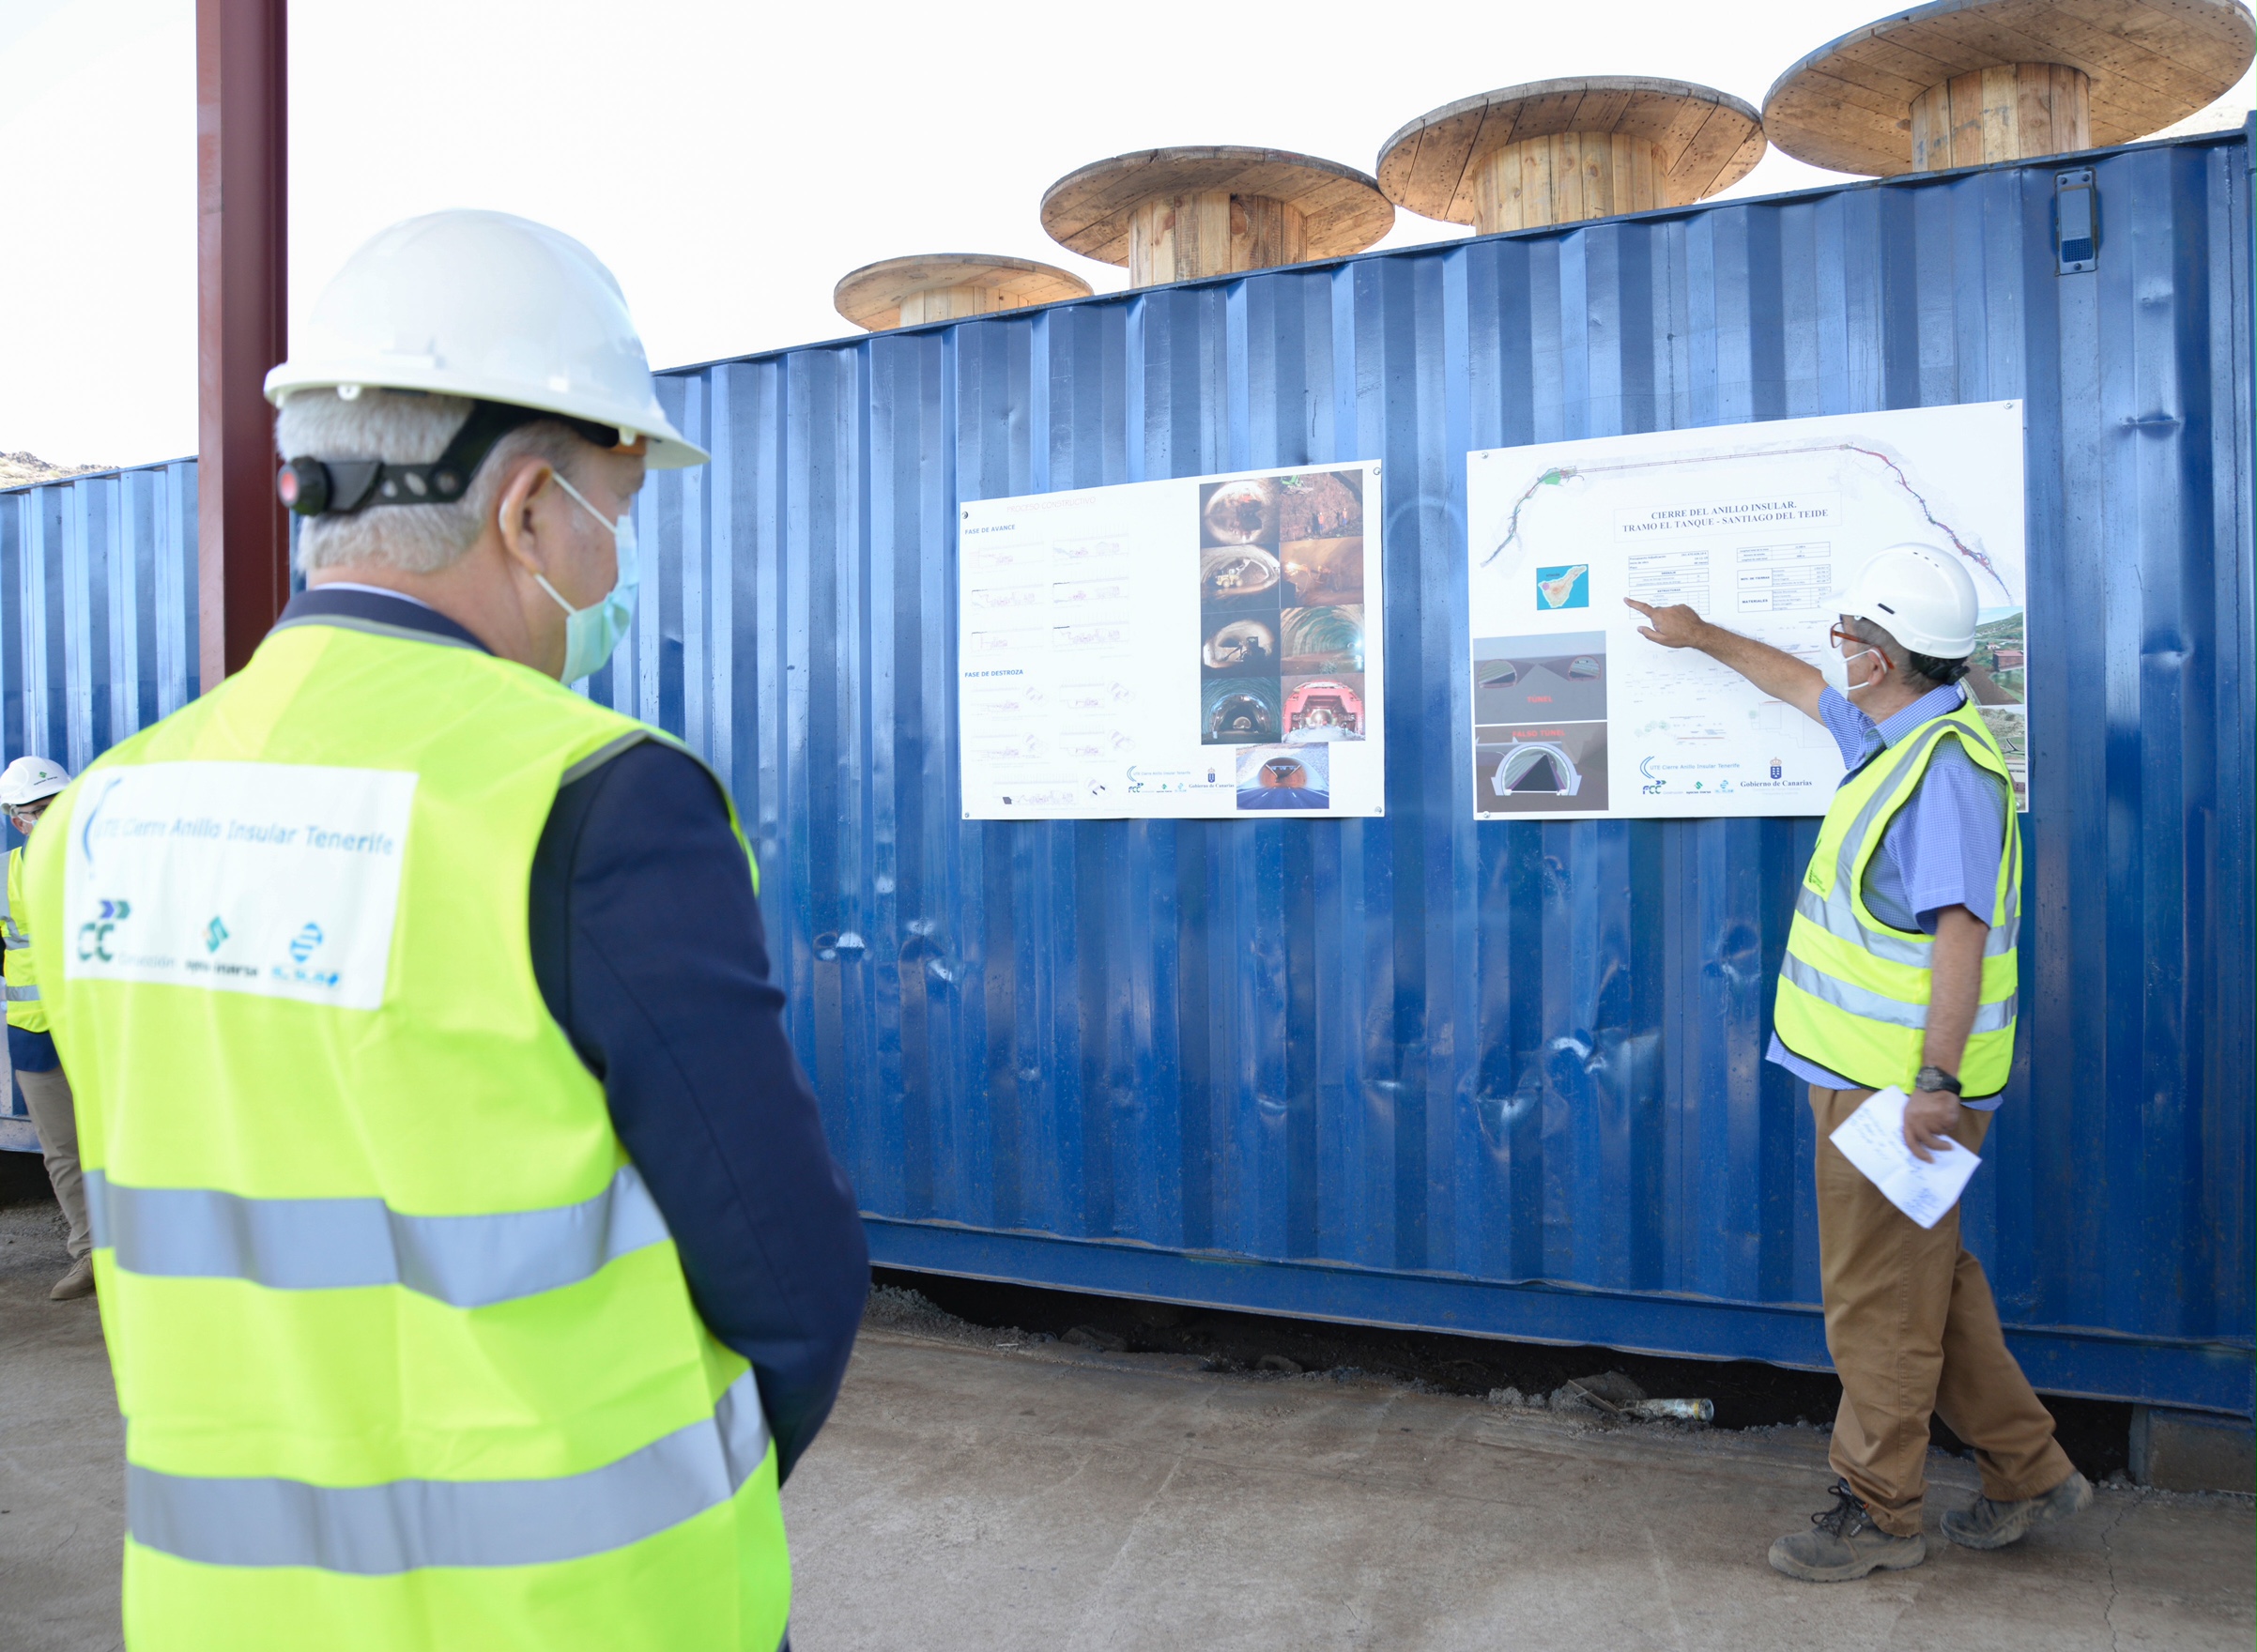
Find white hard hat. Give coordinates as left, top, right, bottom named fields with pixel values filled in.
left=1835, top=543, right=1979, bottom=658
left=0, top=756, right=69, bottom=809
left=264, top=209, right=708, bottom=468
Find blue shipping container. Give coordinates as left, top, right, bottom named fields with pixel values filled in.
left=3, top=130, right=2249, bottom=1415
left=0, top=460, right=199, bottom=1152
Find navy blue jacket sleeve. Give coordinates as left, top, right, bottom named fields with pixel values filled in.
left=530, top=741, right=867, bottom=1481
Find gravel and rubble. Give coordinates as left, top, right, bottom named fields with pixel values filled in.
left=867, top=1284, right=1775, bottom=1451
left=867, top=1269, right=2148, bottom=1480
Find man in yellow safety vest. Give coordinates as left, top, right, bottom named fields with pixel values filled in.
left=3, top=753, right=90, bottom=1299
left=25, top=210, right=866, bottom=1650
left=1630, top=543, right=2088, bottom=1583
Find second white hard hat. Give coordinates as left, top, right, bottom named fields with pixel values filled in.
left=0, top=756, right=69, bottom=809
left=264, top=209, right=707, bottom=468
left=1835, top=543, right=1979, bottom=659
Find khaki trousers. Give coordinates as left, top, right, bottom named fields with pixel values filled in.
left=1811, top=1084, right=2074, bottom=1535
left=18, top=1063, right=90, bottom=1261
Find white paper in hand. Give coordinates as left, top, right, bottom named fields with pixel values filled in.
left=1828, top=1086, right=1980, bottom=1229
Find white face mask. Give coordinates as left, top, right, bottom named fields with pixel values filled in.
left=1819, top=634, right=1882, bottom=697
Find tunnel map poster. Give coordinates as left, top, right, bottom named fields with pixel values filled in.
left=959, top=461, right=1386, bottom=819
left=1466, top=402, right=2028, bottom=820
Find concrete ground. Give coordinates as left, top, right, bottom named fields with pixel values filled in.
left=2, top=1201, right=2249, bottom=1652
left=790, top=1298, right=2253, bottom=1650
left=0, top=1198, right=120, bottom=1652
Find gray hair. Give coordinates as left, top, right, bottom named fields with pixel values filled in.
left=1844, top=614, right=1970, bottom=690
left=274, top=388, right=588, bottom=574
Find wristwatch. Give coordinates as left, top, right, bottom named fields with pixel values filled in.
left=1914, top=1065, right=1962, bottom=1096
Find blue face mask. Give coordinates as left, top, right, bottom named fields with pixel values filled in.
left=535, top=473, right=638, bottom=683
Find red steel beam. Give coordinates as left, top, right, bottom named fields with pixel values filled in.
left=196, top=0, right=288, bottom=687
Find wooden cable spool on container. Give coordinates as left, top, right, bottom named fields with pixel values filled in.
left=1040, top=146, right=1394, bottom=287
left=834, top=254, right=1092, bottom=331
left=1763, top=0, right=2255, bottom=176
left=1376, top=77, right=1766, bottom=233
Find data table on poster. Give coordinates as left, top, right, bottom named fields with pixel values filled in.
left=1466, top=403, right=2029, bottom=821
left=958, top=463, right=1386, bottom=819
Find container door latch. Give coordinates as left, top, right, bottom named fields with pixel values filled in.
left=2055, top=169, right=2099, bottom=275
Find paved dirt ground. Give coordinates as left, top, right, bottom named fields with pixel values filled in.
left=0, top=1197, right=119, bottom=1652
left=784, top=1292, right=2253, bottom=1650
left=2, top=1205, right=2249, bottom=1651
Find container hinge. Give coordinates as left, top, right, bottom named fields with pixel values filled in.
left=2054, top=169, right=2098, bottom=275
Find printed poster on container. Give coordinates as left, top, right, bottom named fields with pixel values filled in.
left=959, top=462, right=1384, bottom=819
left=1466, top=402, right=2028, bottom=820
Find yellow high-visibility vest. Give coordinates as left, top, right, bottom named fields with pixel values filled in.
left=1772, top=692, right=2020, bottom=1095
left=27, top=612, right=788, bottom=1652
left=5, top=845, right=47, bottom=1032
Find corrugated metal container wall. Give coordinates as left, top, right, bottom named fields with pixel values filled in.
left=596, top=131, right=2250, bottom=1415
left=0, top=463, right=199, bottom=1148
left=0, top=134, right=2246, bottom=1413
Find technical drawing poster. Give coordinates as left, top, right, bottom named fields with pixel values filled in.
left=1466, top=403, right=2027, bottom=820
left=959, top=461, right=1385, bottom=820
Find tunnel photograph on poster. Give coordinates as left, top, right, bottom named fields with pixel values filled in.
left=1466, top=402, right=2028, bottom=821
left=959, top=462, right=1385, bottom=819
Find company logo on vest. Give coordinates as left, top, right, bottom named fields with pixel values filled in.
left=76, top=898, right=131, bottom=962
left=275, top=921, right=338, bottom=989
left=64, top=762, right=415, bottom=1010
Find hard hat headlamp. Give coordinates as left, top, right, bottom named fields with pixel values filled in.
left=277, top=399, right=631, bottom=518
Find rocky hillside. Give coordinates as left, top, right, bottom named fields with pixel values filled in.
left=0, top=451, right=116, bottom=490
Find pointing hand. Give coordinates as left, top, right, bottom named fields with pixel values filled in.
left=1624, top=597, right=1709, bottom=649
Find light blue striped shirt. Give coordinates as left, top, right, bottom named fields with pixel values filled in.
left=1767, top=682, right=2012, bottom=1107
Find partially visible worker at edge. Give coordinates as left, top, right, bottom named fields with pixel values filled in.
left=4, top=755, right=91, bottom=1300
left=23, top=209, right=867, bottom=1651
left=1628, top=544, right=2090, bottom=1584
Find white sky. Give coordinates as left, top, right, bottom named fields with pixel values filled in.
left=1, top=0, right=2249, bottom=467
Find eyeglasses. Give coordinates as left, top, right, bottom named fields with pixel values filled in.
left=1828, top=622, right=1860, bottom=650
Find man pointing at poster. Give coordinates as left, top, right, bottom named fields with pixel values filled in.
left=1628, top=543, right=2090, bottom=1583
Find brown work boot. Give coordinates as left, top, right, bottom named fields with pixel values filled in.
left=1768, top=1481, right=1927, bottom=1582
left=1942, top=1470, right=2093, bottom=1550
left=49, top=1255, right=95, bottom=1301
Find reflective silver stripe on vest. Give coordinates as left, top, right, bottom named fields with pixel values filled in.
left=127, top=1369, right=773, bottom=1574
left=1971, top=993, right=2016, bottom=1032
left=5, top=983, right=39, bottom=1001
left=1793, top=880, right=2019, bottom=965
left=1782, top=954, right=2017, bottom=1033
left=2, top=917, right=28, bottom=950
left=84, top=1164, right=668, bottom=1308
left=1795, top=884, right=1934, bottom=968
